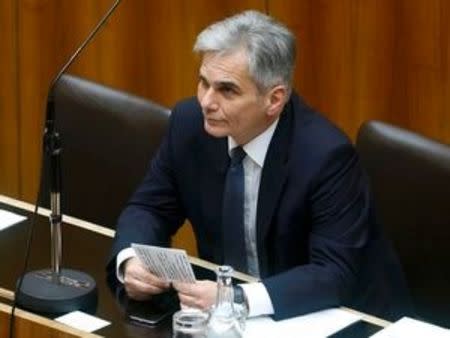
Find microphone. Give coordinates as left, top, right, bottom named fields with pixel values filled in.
left=15, top=0, right=122, bottom=315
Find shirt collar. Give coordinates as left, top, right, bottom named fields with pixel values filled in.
left=228, top=118, right=279, bottom=167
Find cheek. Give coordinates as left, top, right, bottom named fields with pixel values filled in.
left=224, top=104, right=249, bottom=125
left=221, top=108, right=238, bottom=128
left=230, top=106, right=262, bottom=132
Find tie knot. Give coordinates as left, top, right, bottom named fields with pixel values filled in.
left=230, top=146, right=246, bottom=165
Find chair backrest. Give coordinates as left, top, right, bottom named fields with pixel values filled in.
left=42, top=74, right=170, bottom=228
left=356, top=120, right=450, bottom=327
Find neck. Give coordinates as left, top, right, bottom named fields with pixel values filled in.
left=234, top=117, right=277, bottom=146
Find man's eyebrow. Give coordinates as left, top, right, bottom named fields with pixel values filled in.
left=198, top=73, right=241, bottom=91
left=216, top=80, right=240, bottom=89
left=198, top=74, right=208, bottom=83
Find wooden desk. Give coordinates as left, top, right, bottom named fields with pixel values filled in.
left=0, top=195, right=389, bottom=337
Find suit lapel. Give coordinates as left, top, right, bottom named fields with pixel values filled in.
left=256, top=100, right=293, bottom=277
left=205, top=135, right=229, bottom=174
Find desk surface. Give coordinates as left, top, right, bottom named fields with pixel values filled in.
left=0, top=195, right=388, bottom=338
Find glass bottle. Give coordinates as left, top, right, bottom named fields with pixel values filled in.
left=207, top=265, right=244, bottom=338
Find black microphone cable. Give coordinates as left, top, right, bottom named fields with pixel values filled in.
left=8, top=1, right=121, bottom=336
left=8, top=153, right=45, bottom=338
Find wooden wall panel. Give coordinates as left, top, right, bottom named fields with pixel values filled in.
left=270, top=0, right=450, bottom=143
left=17, top=0, right=265, bottom=203
left=3, top=1, right=449, bottom=254
left=0, top=0, right=19, bottom=197
left=443, top=2, right=450, bottom=142
left=76, top=0, right=267, bottom=106
left=17, top=1, right=103, bottom=202
left=14, top=0, right=264, bottom=255
left=390, top=1, right=450, bottom=141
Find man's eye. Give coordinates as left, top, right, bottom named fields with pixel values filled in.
left=220, top=86, right=235, bottom=94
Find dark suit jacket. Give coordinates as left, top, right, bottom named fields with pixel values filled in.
left=108, top=93, right=412, bottom=321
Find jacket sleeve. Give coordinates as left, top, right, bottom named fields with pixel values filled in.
left=107, top=108, right=186, bottom=280
left=263, top=144, right=371, bottom=320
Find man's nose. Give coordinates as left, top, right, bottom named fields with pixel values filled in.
left=199, top=88, right=219, bottom=112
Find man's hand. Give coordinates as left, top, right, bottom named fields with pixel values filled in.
left=123, top=257, right=171, bottom=300
left=173, top=280, right=217, bottom=311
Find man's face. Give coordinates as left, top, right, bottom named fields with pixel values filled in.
left=197, top=50, right=273, bottom=145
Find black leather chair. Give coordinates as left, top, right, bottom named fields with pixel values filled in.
left=43, top=74, right=170, bottom=229
left=356, top=120, right=450, bottom=327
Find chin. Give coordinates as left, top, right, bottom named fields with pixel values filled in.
left=204, top=122, right=228, bottom=138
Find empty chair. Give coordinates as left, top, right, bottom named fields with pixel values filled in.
left=43, top=74, right=170, bottom=229
left=356, top=120, right=450, bottom=327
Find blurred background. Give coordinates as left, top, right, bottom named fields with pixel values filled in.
left=1, top=0, right=449, bottom=204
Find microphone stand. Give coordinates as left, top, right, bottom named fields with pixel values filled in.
left=45, top=97, right=63, bottom=282
left=16, top=0, right=122, bottom=315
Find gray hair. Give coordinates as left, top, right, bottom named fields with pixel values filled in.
left=193, top=10, right=296, bottom=93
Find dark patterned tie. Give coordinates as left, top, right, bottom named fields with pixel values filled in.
left=222, top=146, right=247, bottom=273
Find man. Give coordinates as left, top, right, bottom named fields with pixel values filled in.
left=108, top=10, right=412, bottom=320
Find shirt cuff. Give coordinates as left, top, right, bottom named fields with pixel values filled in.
left=116, top=247, right=136, bottom=283
left=240, top=282, right=274, bottom=317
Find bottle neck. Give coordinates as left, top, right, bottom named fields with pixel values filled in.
left=214, top=266, right=235, bottom=314
left=208, top=266, right=244, bottom=337
left=216, top=275, right=233, bottom=305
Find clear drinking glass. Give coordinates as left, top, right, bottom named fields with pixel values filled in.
left=172, top=308, right=209, bottom=338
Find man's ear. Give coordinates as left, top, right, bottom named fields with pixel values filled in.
left=266, top=85, right=289, bottom=118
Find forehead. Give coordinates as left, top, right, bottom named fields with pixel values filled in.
left=199, top=50, right=252, bottom=84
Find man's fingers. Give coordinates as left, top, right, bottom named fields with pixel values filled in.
left=125, top=276, right=167, bottom=294
left=172, top=281, right=192, bottom=293
left=174, top=280, right=217, bottom=311
left=128, top=269, right=169, bottom=289
left=178, top=292, right=210, bottom=310
left=125, top=277, right=168, bottom=300
left=143, top=272, right=171, bottom=289
left=125, top=258, right=170, bottom=288
left=123, top=257, right=170, bottom=299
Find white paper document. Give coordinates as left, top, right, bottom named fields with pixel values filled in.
left=55, top=310, right=110, bottom=333
left=0, top=209, right=26, bottom=231
left=244, top=308, right=361, bottom=338
left=370, top=317, right=450, bottom=338
left=132, top=243, right=196, bottom=283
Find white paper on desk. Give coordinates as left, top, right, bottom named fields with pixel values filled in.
left=370, top=317, right=450, bottom=338
left=245, top=308, right=361, bottom=338
left=0, top=209, right=26, bottom=231
left=55, top=310, right=110, bottom=332
left=132, top=243, right=196, bottom=283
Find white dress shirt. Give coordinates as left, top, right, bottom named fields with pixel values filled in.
left=228, top=118, right=278, bottom=317
left=117, top=118, right=279, bottom=317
